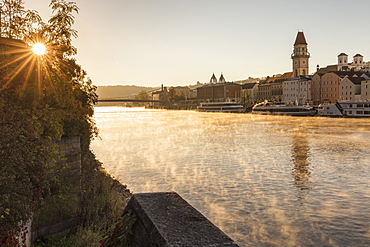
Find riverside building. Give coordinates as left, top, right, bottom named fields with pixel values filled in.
left=312, top=53, right=368, bottom=104
left=196, top=73, right=242, bottom=102
left=283, top=75, right=312, bottom=105
left=257, top=31, right=310, bottom=103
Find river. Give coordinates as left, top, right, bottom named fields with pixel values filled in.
left=91, top=107, right=370, bottom=247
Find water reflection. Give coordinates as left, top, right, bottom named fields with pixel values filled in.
left=291, top=127, right=311, bottom=198
left=92, top=108, right=370, bottom=247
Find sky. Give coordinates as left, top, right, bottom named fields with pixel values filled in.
left=23, top=0, right=370, bottom=87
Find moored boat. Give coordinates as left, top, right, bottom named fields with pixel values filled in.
left=252, top=102, right=316, bottom=116
left=317, top=100, right=370, bottom=117
left=196, top=102, right=245, bottom=113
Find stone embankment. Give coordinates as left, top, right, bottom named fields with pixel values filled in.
left=123, top=192, right=239, bottom=247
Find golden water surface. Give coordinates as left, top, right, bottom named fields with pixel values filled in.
left=91, top=107, right=370, bottom=247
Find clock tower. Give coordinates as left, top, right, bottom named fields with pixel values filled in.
left=291, top=31, right=310, bottom=77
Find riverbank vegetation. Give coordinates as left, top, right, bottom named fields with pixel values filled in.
left=0, top=0, right=130, bottom=245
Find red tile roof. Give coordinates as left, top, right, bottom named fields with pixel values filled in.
left=266, top=72, right=294, bottom=82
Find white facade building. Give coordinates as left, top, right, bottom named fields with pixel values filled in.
left=361, top=79, right=370, bottom=100
left=337, top=53, right=364, bottom=71
left=283, top=75, right=312, bottom=105
left=339, top=72, right=370, bottom=101
left=339, top=76, right=362, bottom=101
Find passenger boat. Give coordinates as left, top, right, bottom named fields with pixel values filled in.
left=196, top=102, right=245, bottom=113
left=252, top=102, right=316, bottom=116
left=317, top=100, right=370, bottom=117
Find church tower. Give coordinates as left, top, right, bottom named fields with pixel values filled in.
left=219, top=73, right=226, bottom=83
left=337, top=53, right=348, bottom=71
left=210, top=73, right=217, bottom=84
left=352, top=54, right=363, bottom=70
left=291, top=31, right=310, bottom=77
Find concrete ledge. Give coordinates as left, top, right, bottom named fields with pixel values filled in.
left=124, top=192, right=239, bottom=247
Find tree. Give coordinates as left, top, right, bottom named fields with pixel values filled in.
left=241, top=89, right=249, bottom=105
left=363, top=61, right=370, bottom=69
left=135, top=90, right=149, bottom=100
left=167, top=87, right=176, bottom=102
left=0, top=0, right=97, bottom=244
left=0, top=0, right=44, bottom=39
left=172, top=91, right=185, bottom=102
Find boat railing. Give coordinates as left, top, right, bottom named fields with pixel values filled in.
left=335, top=101, right=344, bottom=114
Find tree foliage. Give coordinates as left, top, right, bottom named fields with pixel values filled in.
left=0, top=0, right=97, bottom=244
left=166, top=87, right=186, bottom=102
left=363, top=61, right=370, bottom=69
left=135, top=90, right=149, bottom=100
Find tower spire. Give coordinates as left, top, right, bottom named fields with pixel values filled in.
left=294, top=31, right=307, bottom=45
left=219, top=73, right=225, bottom=83
left=210, top=73, right=217, bottom=84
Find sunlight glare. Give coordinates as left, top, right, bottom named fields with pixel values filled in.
left=31, top=43, right=46, bottom=55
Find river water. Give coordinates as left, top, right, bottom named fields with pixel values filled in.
left=91, top=107, right=370, bottom=247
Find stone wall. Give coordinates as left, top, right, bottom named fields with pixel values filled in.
left=124, top=192, right=239, bottom=247
left=57, top=136, right=81, bottom=169
left=31, top=136, right=82, bottom=243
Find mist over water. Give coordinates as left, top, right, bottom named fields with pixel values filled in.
left=91, top=107, right=370, bottom=247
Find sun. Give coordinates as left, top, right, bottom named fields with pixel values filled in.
left=31, top=43, right=46, bottom=55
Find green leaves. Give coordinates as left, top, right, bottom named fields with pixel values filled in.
left=0, top=0, right=26, bottom=38
left=46, top=0, right=79, bottom=57
left=100, top=210, right=137, bottom=247
left=0, top=0, right=98, bottom=243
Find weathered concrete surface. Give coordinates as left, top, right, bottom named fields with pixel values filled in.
left=124, top=192, right=239, bottom=247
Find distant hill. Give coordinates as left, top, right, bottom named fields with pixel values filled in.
left=96, top=85, right=160, bottom=99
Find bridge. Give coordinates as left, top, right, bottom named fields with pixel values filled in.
left=98, top=98, right=164, bottom=103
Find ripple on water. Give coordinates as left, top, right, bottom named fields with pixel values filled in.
left=92, top=108, right=370, bottom=247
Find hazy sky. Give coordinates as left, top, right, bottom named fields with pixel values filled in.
left=24, top=0, right=370, bottom=86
